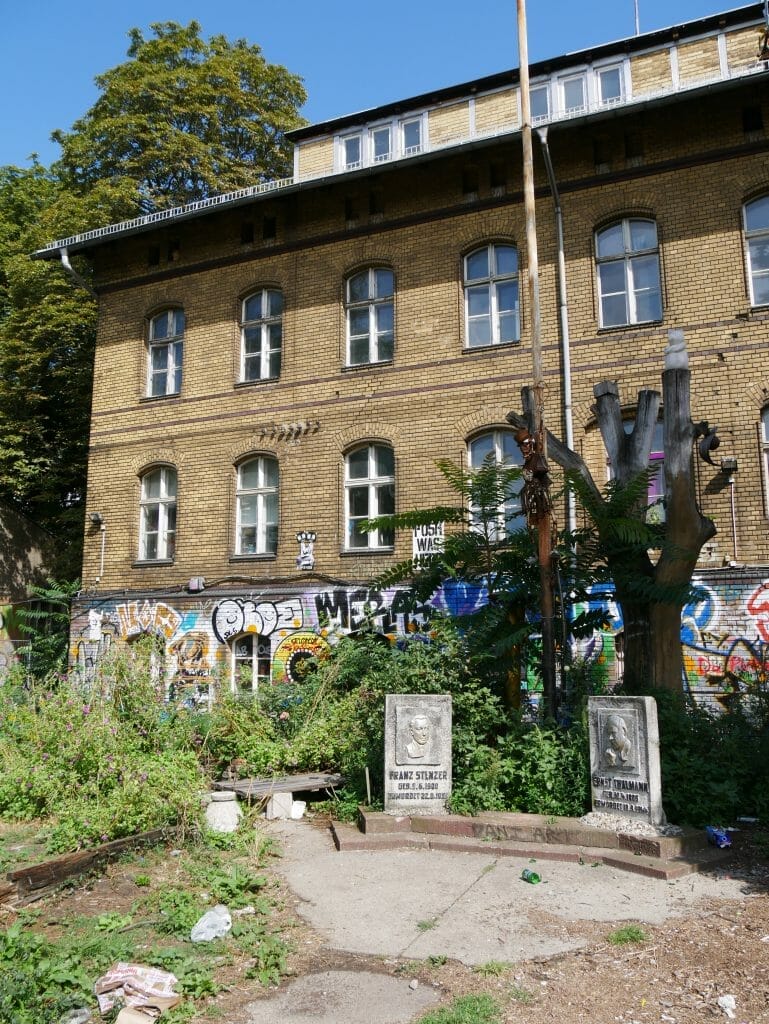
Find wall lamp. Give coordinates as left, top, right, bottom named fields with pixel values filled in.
left=720, top=457, right=738, bottom=474
left=89, top=511, right=104, bottom=527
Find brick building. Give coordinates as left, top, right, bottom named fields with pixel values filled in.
left=35, top=3, right=769, bottom=699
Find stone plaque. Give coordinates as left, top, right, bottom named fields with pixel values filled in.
left=384, top=694, right=452, bottom=814
left=588, top=696, right=665, bottom=826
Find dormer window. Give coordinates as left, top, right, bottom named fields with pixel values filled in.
left=343, top=134, right=362, bottom=170
left=560, top=73, right=586, bottom=115
left=336, top=115, right=425, bottom=171
left=531, top=84, right=550, bottom=122
left=371, top=125, right=391, bottom=163
left=401, top=117, right=422, bottom=155
left=597, top=65, right=624, bottom=105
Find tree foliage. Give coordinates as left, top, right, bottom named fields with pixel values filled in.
left=52, top=21, right=307, bottom=211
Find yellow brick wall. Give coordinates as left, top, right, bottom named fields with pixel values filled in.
left=82, top=85, right=769, bottom=592
left=677, top=37, right=721, bottom=83
left=726, top=25, right=762, bottom=71
left=474, top=89, right=518, bottom=135
left=296, top=137, right=334, bottom=179
left=428, top=101, right=471, bottom=146
left=629, top=50, right=672, bottom=95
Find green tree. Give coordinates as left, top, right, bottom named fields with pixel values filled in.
left=52, top=21, right=307, bottom=212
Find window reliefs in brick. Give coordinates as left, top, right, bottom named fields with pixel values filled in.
left=463, top=243, right=520, bottom=348
left=595, top=218, right=662, bottom=328
left=138, top=465, right=177, bottom=562
left=240, top=289, right=283, bottom=382
left=345, top=267, right=395, bottom=366
left=147, top=308, right=184, bottom=397
left=344, top=443, right=395, bottom=550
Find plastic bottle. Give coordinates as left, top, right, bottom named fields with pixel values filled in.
left=705, top=825, right=732, bottom=849
left=520, top=868, right=541, bottom=884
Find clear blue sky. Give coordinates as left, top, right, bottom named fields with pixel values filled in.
left=0, top=0, right=747, bottom=168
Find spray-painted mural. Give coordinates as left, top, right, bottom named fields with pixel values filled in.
left=68, top=570, right=769, bottom=704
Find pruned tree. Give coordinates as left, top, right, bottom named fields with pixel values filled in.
left=52, top=21, right=307, bottom=212
left=508, top=331, right=716, bottom=694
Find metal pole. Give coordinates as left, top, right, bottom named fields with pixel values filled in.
left=634, top=0, right=640, bottom=36
left=517, top=0, right=557, bottom=718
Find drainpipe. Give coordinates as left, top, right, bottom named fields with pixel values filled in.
left=58, top=246, right=97, bottom=299
left=535, top=127, right=576, bottom=536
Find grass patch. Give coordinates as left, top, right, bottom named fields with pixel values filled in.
left=417, top=917, right=439, bottom=931
left=472, top=959, right=509, bottom=977
left=509, top=983, right=534, bottom=1004
left=607, top=924, right=647, bottom=945
left=418, top=994, right=501, bottom=1024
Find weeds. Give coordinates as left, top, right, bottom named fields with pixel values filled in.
left=473, top=960, right=509, bottom=977
left=418, top=994, right=501, bottom=1024
left=417, top=917, right=439, bottom=931
left=607, top=924, right=647, bottom=945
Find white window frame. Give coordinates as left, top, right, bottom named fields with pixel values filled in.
left=235, top=456, right=279, bottom=556
left=744, top=196, right=769, bottom=307
left=530, top=81, right=550, bottom=123
left=344, top=444, right=395, bottom=550
left=230, top=633, right=271, bottom=694
left=595, top=218, right=662, bottom=328
left=147, top=309, right=183, bottom=397
left=240, top=289, right=283, bottom=382
left=139, top=466, right=177, bottom=561
left=467, top=430, right=524, bottom=541
left=345, top=267, right=395, bottom=366
left=463, top=243, right=520, bottom=348
left=370, top=123, right=392, bottom=164
left=558, top=71, right=587, bottom=115
left=400, top=116, right=424, bottom=156
left=341, top=132, right=363, bottom=170
left=595, top=62, right=625, bottom=107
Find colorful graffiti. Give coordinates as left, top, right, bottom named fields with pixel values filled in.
left=67, top=572, right=769, bottom=703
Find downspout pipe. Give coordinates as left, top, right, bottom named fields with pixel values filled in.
left=535, top=126, right=576, bottom=536
left=58, top=246, right=97, bottom=299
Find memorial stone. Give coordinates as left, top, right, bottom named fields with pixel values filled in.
left=588, top=696, right=665, bottom=825
left=384, top=694, right=452, bottom=814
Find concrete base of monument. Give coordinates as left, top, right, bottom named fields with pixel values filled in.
left=328, top=809, right=732, bottom=880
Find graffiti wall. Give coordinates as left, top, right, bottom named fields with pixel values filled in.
left=68, top=569, right=769, bottom=703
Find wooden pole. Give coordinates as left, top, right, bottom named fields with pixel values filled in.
left=517, top=0, right=557, bottom=717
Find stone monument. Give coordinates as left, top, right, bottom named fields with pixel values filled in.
left=384, top=693, right=452, bottom=814
left=588, top=696, right=665, bottom=826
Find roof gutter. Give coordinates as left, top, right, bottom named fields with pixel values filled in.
left=58, top=246, right=97, bottom=298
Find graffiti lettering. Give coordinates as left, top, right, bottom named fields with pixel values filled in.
left=116, top=601, right=182, bottom=640
left=212, top=598, right=303, bottom=643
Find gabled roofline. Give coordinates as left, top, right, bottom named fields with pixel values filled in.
left=286, top=3, right=764, bottom=142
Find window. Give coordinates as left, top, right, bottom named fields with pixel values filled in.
left=147, top=309, right=183, bottom=397
left=595, top=219, right=662, bottom=327
left=235, top=457, right=278, bottom=555
left=560, top=73, right=586, bottom=114
left=342, top=133, right=362, bottom=169
left=345, top=444, right=395, bottom=549
left=597, top=65, right=624, bottom=105
left=345, top=268, right=394, bottom=365
left=231, top=634, right=271, bottom=693
left=617, top=420, right=665, bottom=523
left=139, top=466, right=177, bottom=561
left=371, top=125, right=391, bottom=163
left=464, top=243, right=520, bottom=348
left=468, top=431, right=525, bottom=540
left=240, top=289, right=282, bottom=382
left=744, top=196, right=769, bottom=306
left=401, top=117, right=422, bottom=155
left=531, top=84, right=550, bottom=122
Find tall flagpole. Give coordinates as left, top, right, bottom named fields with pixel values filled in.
left=516, top=0, right=557, bottom=718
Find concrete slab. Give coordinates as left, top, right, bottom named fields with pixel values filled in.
left=266, top=820, right=748, bottom=967
left=244, top=969, right=439, bottom=1024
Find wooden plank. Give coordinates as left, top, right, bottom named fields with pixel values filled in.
left=213, top=772, right=345, bottom=799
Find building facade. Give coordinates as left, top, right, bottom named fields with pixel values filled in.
left=36, top=3, right=769, bottom=700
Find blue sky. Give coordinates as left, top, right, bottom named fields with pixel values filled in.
left=0, top=1, right=746, bottom=168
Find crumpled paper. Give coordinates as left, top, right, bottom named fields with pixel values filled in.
left=93, top=962, right=180, bottom=1021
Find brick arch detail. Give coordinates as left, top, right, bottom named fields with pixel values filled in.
left=454, top=405, right=519, bottom=442
left=745, top=380, right=769, bottom=409
left=129, top=447, right=184, bottom=476
left=226, top=438, right=280, bottom=464
left=332, top=420, right=402, bottom=454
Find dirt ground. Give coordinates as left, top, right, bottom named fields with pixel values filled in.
left=4, top=822, right=768, bottom=1024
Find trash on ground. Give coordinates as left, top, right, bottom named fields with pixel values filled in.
left=190, top=903, right=232, bottom=942
left=93, top=962, right=180, bottom=1021
left=59, top=1009, right=91, bottom=1024
left=520, top=868, right=541, bottom=884
left=705, top=826, right=732, bottom=848
left=717, top=994, right=736, bottom=1018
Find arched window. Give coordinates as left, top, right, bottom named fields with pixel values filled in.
left=230, top=634, right=271, bottom=693
left=139, top=466, right=177, bottom=560
left=345, top=268, right=394, bottom=366
left=595, top=218, right=662, bottom=327
left=744, top=196, right=769, bottom=306
left=235, top=457, right=278, bottom=555
left=760, top=407, right=769, bottom=514
left=147, top=308, right=184, bottom=396
left=345, top=444, right=395, bottom=549
left=240, top=289, right=283, bottom=381
left=467, top=430, right=524, bottom=539
left=463, top=244, right=520, bottom=348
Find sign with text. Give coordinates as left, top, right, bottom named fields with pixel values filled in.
left=412, top=522, right=444, bottom=558
left=384, top=693, right=452, bottom=815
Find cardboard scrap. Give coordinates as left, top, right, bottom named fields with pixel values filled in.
left=94, top=962, right=180, bottom=1020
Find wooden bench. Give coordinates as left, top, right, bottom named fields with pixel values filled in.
left=212, top=771, right=345, bottom=802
